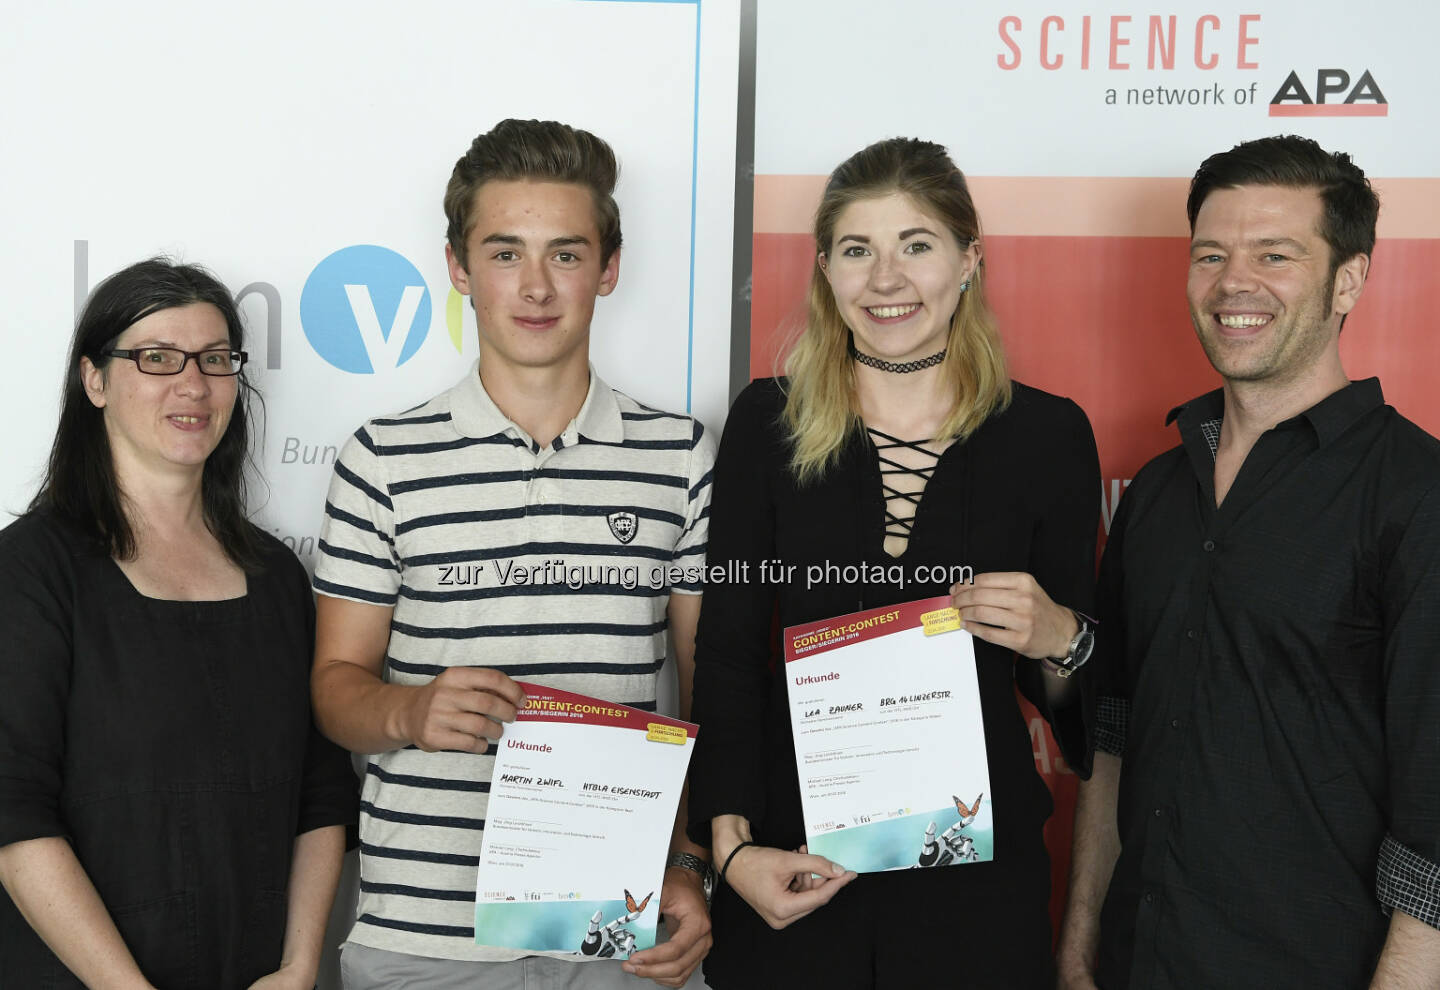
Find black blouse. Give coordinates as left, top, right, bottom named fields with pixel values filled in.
left=688, top=379, right=1100, bottom=851
left=0, top=513, right=357, bottom=989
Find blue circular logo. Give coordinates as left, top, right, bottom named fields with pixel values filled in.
left=300, top=245, right=432, bottom=374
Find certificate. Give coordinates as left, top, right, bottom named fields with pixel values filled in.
left=474, top=684, right=696, bottom=957
left=785, top=596, right=993, bottom=873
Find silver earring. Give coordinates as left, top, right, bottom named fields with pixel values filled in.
left=959, top=279, right=971, bottom=293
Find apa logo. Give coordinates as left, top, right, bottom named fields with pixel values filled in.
left=300, top=245, right=433, bottom=374
left=1269, top=68, right=1387, bottom=117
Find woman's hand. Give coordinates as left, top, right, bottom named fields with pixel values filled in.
left=247, top=963, right=315, bottom=990
left=717, top=839, right=855, bottom=930
left=0, top=837, right=158, bottom=990
left=949, top=571, right=1078, bottom=661
left=786, top=844, right=834, bottom=893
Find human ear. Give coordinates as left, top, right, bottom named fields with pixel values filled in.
left=80, top=356, right=107, bottom=409
left=962, top=238, right=982, bottom=283
left=445, top=242, right=471, bottom=295
left=597, top=248, right=621, bottom=297
left=1331, top=252, right=1369, bottom=316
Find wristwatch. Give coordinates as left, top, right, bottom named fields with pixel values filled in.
left=1046, top=610, right=1095, bottom=678
left=666, top=851, right=716, bottom=905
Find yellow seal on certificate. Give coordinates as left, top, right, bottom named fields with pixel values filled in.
left=920, top=606, right=963, bottom=636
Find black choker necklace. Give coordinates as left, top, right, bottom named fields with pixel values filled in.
left=848, top=341, right=946, bottom=374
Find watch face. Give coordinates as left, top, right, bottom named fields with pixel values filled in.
left=1073, top=629, right=1096, bottom=667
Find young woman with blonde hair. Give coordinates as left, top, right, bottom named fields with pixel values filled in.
left=689, top=137, right=1101, bottom=988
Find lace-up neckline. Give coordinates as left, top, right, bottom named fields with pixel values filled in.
left=867, top=426, right=947, bottom=558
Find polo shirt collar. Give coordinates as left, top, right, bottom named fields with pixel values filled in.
left=1165, top=377, right=1384, bottom=448
left=450, top=359, right=624, bottom=444
left=571, top=367, right=625, bottom=443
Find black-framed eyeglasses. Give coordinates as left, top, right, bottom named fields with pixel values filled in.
left=103, top=347, right=248, bottom=376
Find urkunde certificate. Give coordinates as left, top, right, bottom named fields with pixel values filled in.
left=786, top=596, right=993, bottom=873
left=474, top=684, right=696, bottom=958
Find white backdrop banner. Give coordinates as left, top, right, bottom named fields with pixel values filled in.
left=1, top=0, right=741, bottom=569
left=754, top=0, right=1438, bottom=178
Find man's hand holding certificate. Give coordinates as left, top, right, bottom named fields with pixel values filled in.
left=474, top=684, right=696, bottom=958
left=785, top=596, right=993, bottom=873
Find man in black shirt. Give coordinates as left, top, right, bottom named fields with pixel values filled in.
left=1056, top=136, right=1440, bottom=989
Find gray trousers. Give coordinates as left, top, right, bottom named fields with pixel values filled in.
left=340, top=943, right=668, bottom=990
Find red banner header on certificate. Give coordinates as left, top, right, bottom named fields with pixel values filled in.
left=784, top=596, right=962, bottom=663
left=514, top=683, right=698, bottom=740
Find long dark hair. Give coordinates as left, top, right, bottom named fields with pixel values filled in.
left=29, top=258, right=265, bottom=570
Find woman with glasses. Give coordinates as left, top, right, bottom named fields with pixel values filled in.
left=0, top=259, right=356, bottom=989
left=688, top=138, right=1101, bottom=988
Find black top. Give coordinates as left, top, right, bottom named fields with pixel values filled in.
left=1094, top=379, right=1440, bottom=990
left=688, top=379, right=1100, bottom=986
left=0, top=512, right=358, bottom=989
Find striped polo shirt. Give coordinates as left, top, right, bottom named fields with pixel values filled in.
left=312, top=361, right=714, bottom=961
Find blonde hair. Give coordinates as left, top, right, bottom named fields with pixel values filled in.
left=782, top=137, right=1012, bottom=484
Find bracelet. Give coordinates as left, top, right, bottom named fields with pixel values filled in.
left=666, top=851, right=710, bottom=877
left=668, top=851, right=716, bottom=905
left=718, top=840, right=756, bottom=885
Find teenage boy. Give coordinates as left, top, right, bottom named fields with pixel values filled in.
left=312, top=118, right=716, bottom=989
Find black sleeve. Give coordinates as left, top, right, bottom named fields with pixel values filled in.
left=297, top=718, right=360, bottom=843
left=1092, top=462, right=1144, bottom=758
left=1013, top=397, right=1102, bottom=779
left=1375, top=481, right=1440, bottom=925
left=686, top=383, right=784, bottom=846
left=278, top=547, right=359, bottom=843
left=0, top=517, right=75, bottom=849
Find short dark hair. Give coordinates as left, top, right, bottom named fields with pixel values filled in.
left=444, top=118, right=622, bottom=269
left=1187, top=134, right=1379, bottom=277
left=29, top=258, right=265, bottom=569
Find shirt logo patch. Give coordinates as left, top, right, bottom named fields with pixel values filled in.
left=607, top=511, right=639, bottom=544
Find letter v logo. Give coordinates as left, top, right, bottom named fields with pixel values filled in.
left=301, top=245, right=433, bottom=374
left=344, top=283, right=426, bottom=371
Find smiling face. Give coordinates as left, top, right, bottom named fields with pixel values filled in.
left=820, top=192, right=978, bottom=364
left=1187, top=184, right=1365, bottom=386
left=80, top=302, right=237, bottom=481
left=446, top=179, right=619, bottom=380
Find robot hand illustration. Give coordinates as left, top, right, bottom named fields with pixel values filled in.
left=914, top=815, right=980, bottom=868
left=942, top=824, right=978, bottom=863
left=916, top=821, right=953, bottom=868
left=579, top=897, right=648, bottom=958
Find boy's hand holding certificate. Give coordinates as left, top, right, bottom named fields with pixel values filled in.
left=474, top=684, right=696, bottom=958
left=785, top=596, right=993, bottom=873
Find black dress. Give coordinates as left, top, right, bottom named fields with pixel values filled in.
left=0, top=512, right=358, bottom=989
left=688, top=380, right=1100, bottom=989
